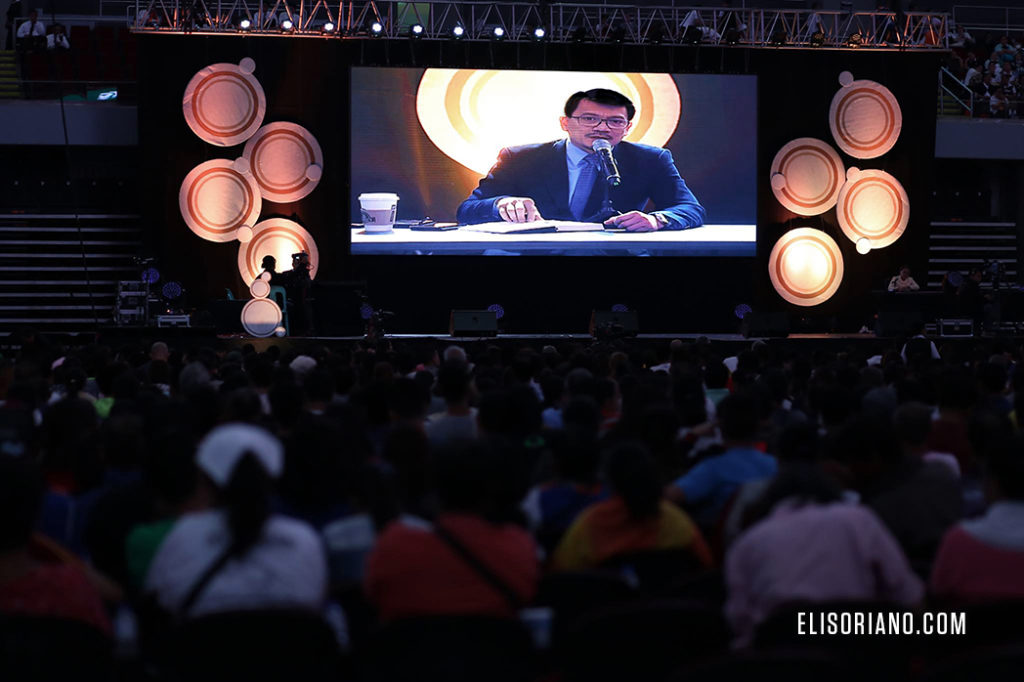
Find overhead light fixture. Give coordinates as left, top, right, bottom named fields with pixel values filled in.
left=682, top=26, right=702, bottom=45
left=725, top=28, right=741, bottom=45
left=770, top=29, right=788, bottom=46
left=239, top=18, right=251, bottom=31
left=281, top=19, right=293, bottom=31
left=451, top=24, right=465, bottom=39
left=810, top=29, right=825, bottom=47
left=370, top=21, right=384, bottom=35
left=410, top=23, right=424, bottom=38
left=848, top=31, right=862, bottom=47
left=492, top=26, right=505, bottom=40
left=533, top=26, right=546, bottom=40
left=648, top=25, right=666, bottom=44
left=609, top=25, right=627, bottom=43
left=572, top=25, right=588, bottom=42
left=323, top=22, right=335, bottom=34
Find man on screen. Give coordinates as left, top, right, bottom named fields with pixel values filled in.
left=456, top=88, right=705, bottom=231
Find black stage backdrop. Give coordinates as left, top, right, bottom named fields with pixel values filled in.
left=138, top=38, right=940, bottom=334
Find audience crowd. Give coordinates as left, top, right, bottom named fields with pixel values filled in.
left=1, top=328, right=1024, bottom=679
left=948, top=29, right=1024, bottom=118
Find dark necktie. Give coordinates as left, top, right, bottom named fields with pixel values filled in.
left=569, top=154, right=600, bottom=221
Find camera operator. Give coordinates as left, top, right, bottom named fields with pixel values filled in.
left=279, top=251, right=313, bottom=335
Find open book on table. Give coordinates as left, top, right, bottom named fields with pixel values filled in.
left=459, top=221, right=606, bottom=234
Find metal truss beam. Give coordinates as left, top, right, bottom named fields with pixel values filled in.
left=131, top=2, right=950, bottom=50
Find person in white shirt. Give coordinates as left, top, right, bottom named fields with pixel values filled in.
left=16, top=9, right=45, bottom=47
left=888, top=265, right=920, bottom=292
left=46, top=23, right=68, bottom=49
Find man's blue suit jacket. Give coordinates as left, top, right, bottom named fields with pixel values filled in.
left=456, top=139, right=706, bottom=229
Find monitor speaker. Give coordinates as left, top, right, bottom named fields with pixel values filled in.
left=449, top=310, right=498, bottom=336
left=590, top=310, right=639, bottom=337
left=743, top=312, right=790, bottom=338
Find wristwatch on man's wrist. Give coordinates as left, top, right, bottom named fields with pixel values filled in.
left=653, top=212, right=671, bottom=228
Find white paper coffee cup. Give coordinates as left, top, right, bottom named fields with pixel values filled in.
left=359, top=193, right=399, bottom=233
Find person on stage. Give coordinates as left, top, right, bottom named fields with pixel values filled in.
left=888, top=265, right=920, bottom=292
left=456, top=88, right=706, bottom=231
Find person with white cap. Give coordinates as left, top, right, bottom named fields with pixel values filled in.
left=144, top=424, right=326, bottom=618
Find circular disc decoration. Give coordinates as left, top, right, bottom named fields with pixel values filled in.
left=416, top=69, right=681, bottom=175
left=770, top=138, right=846, bottom=216
left=241, top=298, right=282, bottom=338
left=768, top=228, right=845, bottom=307
left=243, top=122, right=324, bottom=203
left=250, top=278, right=271, bottom=298
left=829, top=74, right=902, bottom=159
left=238, top=218, right=319, bottom=284
left=183, top=61, right=266, bottom=147
left=836, top=168, right=909, bottom=250
left=179, top=159, right=262, bottom=243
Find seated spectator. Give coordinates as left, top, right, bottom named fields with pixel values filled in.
left=365, top=441, right=538, bottom=621
left=990, top=86, right=1010, bottom=117
left=46, top=23, right=68, bottom=49
left=894, top=402, right=960, bottom=477
left=144, top=424, right=327, bottom=618
left=0, top=455, right=111, bottom=635
left=835, top=414, right=961, bottom=572
left=552, top=443, right=711, bottom=571
left=931, top=437, right=1024, bottom=602
left=666, top=392, right=778, bottom=528
left=424, top=361, right=478, bottom=446
left=725, top=466, right=924, bottom=646
left=522, top=425, right=608, bottom=553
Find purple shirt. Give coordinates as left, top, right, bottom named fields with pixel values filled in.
left=725, top=501, right=924, bottom=646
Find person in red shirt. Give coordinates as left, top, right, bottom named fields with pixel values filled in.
left=365, top=441, right=539, bottom=621
left=0, top=455, right=111, bottom=635
left=931, top=437, right=1024, bottom=602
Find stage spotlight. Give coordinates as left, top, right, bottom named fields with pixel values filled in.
left=239, top=18, right=251, bottom=31
left=770, top=30, right=787, bottom=46
left=487, top=303, right=505, bottom=320
left=370, top=21, right=384, bottom=35
left=281, top=19, right=293, bottom=31
left=810, top=29, right=825, bottom=47
left=681, top=26, right=702, bottom=45
left=847, top=31, right=862, bottom=47
left=734, top=303, right=752, bottom=320
left=162, top=281, right=183, bottom=300
left=533, top=26, right=546, bottom=40
left=492, top=26, right=505, bottom=40
left=410, top=23, right=424, bottom=38
left=323, top=22, right=335, bottom=33
left=609, top=25, right=627, bottom=43
left=142, top=267, right=160, bottom=284
left=648, top=25, right=666, bottom=44
left=856, top=238, right=872, bottom=255
left=451, top=24, right=465, bottom=39
left=572, top=25, right=588, bottom=42
left=611, top=303, right=630, bottom=313
left=359, top=303, right=374, bottom=320
left=725, top=28, right=741, bottom=45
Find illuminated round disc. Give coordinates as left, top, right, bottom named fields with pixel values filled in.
left=829, top=77, right=902, bottom=159
left=243, top=122, right=324, bottom=203
left=769, top=228, right=845, bottom=307
left=415, top=69, right=681, bottom=175
left=179, top=159, right=262, bottom=243
left=241, top=298, right=282, bottom=338
left=770, top=138, right=846, bottom=216
left=183, top=62, right=266, bottom=147
left=836, top=168, right=909, bottom=249
left=238, top=218, right=319, bottom=284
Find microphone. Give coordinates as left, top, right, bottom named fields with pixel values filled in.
left=592, top=139, right=622, bottom=187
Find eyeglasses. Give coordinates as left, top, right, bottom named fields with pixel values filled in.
left=570, top=114, right=630, bottom=130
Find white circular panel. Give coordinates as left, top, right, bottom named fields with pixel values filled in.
left=415, top=69, right=682, bottom=175
left=243, top=122, right=324, bottom=203
left=836, top=168, right=909, bottom=250
left=770, top=138, right=846, bottom=216
left=769, top=228, right=844, bottom=307
left=241, top=298, right=282, bottom=338
left=237, top=218, right=319, bottom=284
left=829, top=76, right=902, bottom=159
left=250, top=278, right=271, bottom=298
left=183, top=61, right=266, bottom=147
left=179, top=159, right=262, bottom=243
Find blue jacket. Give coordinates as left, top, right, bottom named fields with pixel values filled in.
left=456, top=139, right=706, bottom=229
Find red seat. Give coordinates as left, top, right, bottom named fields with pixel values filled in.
left=95, top=25, right=116, bottom=51
left=26, top=52, right=50, bottom=81
left=76, top=55, right=97, bottom=82
left=69, top=25, right=91, bottom=51
left=52, top=53, right=75, bottom=81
